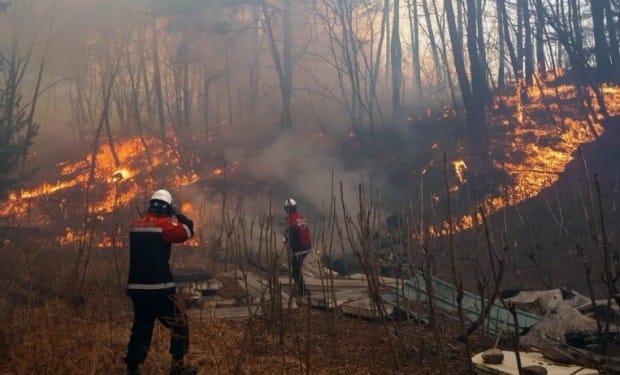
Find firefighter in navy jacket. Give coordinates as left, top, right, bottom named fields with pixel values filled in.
left=284, top=198, right=312, bottom=297
left=124, top=189, right=197, bottom=375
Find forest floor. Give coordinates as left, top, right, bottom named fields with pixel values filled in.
left=0, top=270, right=496, bottom=375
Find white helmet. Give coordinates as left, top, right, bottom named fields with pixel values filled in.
left=284, top=198, right=297, bottom=211
left=151, top=189, right=173, bottom=204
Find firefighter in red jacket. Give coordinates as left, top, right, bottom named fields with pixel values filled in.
left=284, top=198, right=312, bottom=297
left=124, top=189, right=197, bottom=375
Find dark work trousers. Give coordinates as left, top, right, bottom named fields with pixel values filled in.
left=291, top=252, right=308, bottom=296
left=125, top=293, right=189, bottom=368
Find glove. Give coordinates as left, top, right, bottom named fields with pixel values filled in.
left=174, top=211, right=194, bottom=237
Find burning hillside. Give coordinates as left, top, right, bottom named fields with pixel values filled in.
left=425, top=77, right=620, bottom=235
left=1, top=75, right=620, bottom=245
left=0, top=134, right=226, bottom=245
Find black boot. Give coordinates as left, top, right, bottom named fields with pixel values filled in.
left=170, top=358, right=198, bottom=375
left=126, top=364, right=140, bottom=375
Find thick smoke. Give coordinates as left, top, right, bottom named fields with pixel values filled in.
left=234, top=128, right=364, bottom=215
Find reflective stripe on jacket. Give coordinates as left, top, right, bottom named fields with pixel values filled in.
left=127, top=212, right=193, bottom=295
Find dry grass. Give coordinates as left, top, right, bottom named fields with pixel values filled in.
left=0, top=241, right=494, bottom=375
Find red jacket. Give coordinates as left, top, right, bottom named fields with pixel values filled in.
left=127, top=212, right=193, bottom=295
left=287, top=211, right=311, bottom=254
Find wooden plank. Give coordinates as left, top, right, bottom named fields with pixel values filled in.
left=191, top=305, right=263, bottom=321
left=471, top=351, right=598, bottom=375
left=278, top=274, right=404, bottom=290
left=200, top=297, right=237, bottom=307
left=303, top=288, right=370, bottom=309
left=234, top=271, right=294, bottom=305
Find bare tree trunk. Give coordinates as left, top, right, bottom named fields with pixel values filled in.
left=465, top=0, right=488, bottom=108
left=535, top=0, right=547, bottom=78
left=497, top=0, right=520, bottom=80
left=151, top=17, right=166, bottom=136
left=384, top=0, right=391, bottom=84
left=203, top=73, right=221, bottom=138
left=125, top=40, right=153, bottom=163
left=282, top=0, right=293, bottom=128
left=475, top=0, right=487, bottom=87
left=568, top=0, right=583, bottom=59
left=370, top=0, right=391, bottom=132
left=517, top=0, right=523, bottom=79
left=249, top=4, right=262, bottom=122
left=421, top=0, right=443, bottom=85
left=446, top=0, right=488, bottom=155
left=391, top=0, right=402, bottom=124
left=497, top=0, right=505, bottom=87
left=604, top=1, right=620, bottom=81
left=262, top=1, right=293, bottom=129
left=445, top=0, right=472, bottom=109
left=457, top=0, right=464, bottom=41
left=431, top=0, right=459, bottom=112
left=405, top=0, right=422, bottom=98
left=225, top=46, right=234, bottom=129
left=522, top=0, right=534, bottom=86
left=88, top=60, right=121, bottom=185
left=590, top=0, right=612, bottom=80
